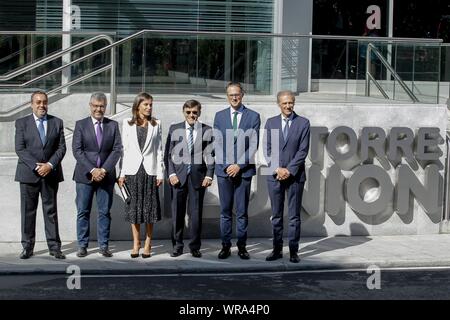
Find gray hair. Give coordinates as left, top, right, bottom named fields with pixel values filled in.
left=277, top=90, right=295, bottom=103
left=90, top=92, right=107, bottom=105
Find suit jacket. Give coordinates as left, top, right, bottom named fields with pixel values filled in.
left=72, top=116, right=122, bottom=185
left=213, top=105, right=260, bottom=178
left=119, top=118, right=164, bottom=179
left=164, top=121, right=215, bottom=189
left=264, top=112, right=310, bottom=182
left=15, top=114, right=66, bottom=184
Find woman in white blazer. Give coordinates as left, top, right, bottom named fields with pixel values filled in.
left=118, top=92, right=164, bottom=258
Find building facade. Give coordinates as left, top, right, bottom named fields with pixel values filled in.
left=0, top=0, right=448, bottom=94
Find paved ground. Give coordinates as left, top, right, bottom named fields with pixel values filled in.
left=2, top=234, right=450, bottom=275
left=3, top=268, right=450, bottom=300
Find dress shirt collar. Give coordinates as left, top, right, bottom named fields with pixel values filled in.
left=33, top=113, right=47, bottom=122
left=230, top=105, right=244, bottom=114
left=91, top=116, right=103, bottom=125
left=281, top=113, right=294, bottom=122
left=185, top=120, right=200, bottom=130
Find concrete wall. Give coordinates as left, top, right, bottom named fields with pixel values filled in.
left=0, top=98, right=447, bottom=241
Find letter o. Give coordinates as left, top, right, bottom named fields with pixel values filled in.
left=347, top=165, right=393, bottom=216
left=326, top=126, right=358, bottom=160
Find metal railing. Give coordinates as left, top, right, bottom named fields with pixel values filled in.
left=0, top=34, right=115, bottom=115
left=365, top=43, right=419, bottom=102
left=0, top=29, right=443, bottom=118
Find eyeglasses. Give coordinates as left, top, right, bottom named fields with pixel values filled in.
left=185, top=111, right=199, bottom=115
left=90, top=104, right=106, bottom=109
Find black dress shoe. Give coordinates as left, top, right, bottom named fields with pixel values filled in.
left=100, top=248, right=113, bottom=257
left=266, top=250, right=283, bottom=261
left=191, top=249, right=202, bottom=258
left=50, top=250, right=66, bottom=259
left=218, top=247, right=231, bottom=259
left=237, top=247, right=250, bottom=260
left=19, top=249, right=33, bottom=259
left=76, top=247, right=88, bottom=258
left=289, top=252, right=300, bottom=263
left=170, top=248, right=183, bottom=257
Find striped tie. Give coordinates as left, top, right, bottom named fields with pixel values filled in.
left=187, top=126, right=194, bottom=174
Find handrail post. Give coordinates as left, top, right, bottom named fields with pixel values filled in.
left=365, top=43, right=419, bottom=102
left=365, top=42, right=371, bottom=96
left=110, top=44, right=116, bottom=115
left=441, top=130, right=450, bottom=233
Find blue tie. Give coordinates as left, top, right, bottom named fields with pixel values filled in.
left=283, top=118, right=289, bottom=141
left=38, top=118, right=46, bottom=145
left=187, top=126, right=194, bottom=174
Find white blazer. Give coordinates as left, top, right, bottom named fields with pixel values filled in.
left=119, top=118, right=164, bottom=179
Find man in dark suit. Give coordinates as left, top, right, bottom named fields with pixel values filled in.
left=213, top=82, right=260, bottom=260
left=15, top=91, right=66, bottom=259
left=72, top=92, right=122, bottom=258
left=264, top=90, right=310, bottom=263
left=164, top=100, right=214, bottom=258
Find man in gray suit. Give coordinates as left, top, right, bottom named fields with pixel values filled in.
left=15, top=90, right=66, bottom=259
left=72, top=92, right=122, bottom=258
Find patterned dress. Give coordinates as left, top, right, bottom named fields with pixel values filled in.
left=124, top=125, right=161, bottom=224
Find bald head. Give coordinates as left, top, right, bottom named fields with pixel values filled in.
left=277, top=90, right=295, bottom=104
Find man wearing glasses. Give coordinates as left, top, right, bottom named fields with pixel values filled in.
left=213, top=82, right=261, bottom=260
left=164, top=99, right=215, bottom=258
left=72, top=92, right=122, bottom=258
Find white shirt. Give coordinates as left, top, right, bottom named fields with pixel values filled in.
left=169, top=121, right=212, bottom=181
left=90, top=117, right=104, bottom=173
left=33, top=113, right=47, bottom=135
left=230, top=105, right=244, bottom=129
left=91, top=116, right=104, bottom=130
left=281, top=113, right=293, bottom=132
left=32, top=113, right=53, bottom=169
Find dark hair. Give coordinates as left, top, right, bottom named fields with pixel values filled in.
left=31, top=90, right=48, bottom=103
left=182, top=99, right=202, bottom=111
left=128, top=92, right=157, bottom=127
left=225, top=81, right=245, bottom=96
